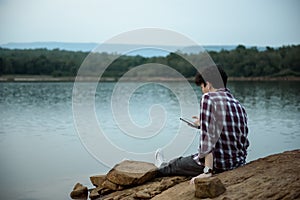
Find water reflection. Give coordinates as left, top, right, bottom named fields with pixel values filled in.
left=228, top=81, right=300, bottom=161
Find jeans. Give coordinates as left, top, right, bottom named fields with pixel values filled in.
left=158, top=155, right=204, bottom=177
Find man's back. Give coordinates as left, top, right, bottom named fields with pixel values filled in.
left=199, top=88, right=249, bottom=171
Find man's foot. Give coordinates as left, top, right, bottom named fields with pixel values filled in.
left=154, top=148, right=165, bottom=168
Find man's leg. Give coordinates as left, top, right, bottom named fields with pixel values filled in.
left=158, top=155, right=204, bottom=177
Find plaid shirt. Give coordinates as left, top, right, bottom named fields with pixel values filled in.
left=194, top=88, right=249, bottom=171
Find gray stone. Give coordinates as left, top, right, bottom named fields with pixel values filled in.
left=194, top=177, right=226, bottom=198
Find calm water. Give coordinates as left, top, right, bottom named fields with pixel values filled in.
left=0, top=81, right=299, bottom=200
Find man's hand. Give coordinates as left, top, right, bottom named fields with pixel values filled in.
left=192, top=116, right=200, bottom=126
left=189, top=173, right=212, bottom=184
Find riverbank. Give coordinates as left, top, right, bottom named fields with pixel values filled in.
left=152, top=149, right=300, bottom=200
left=1, top=75, right=300, bottom=82
left=71, top=149, right=300, bottom=200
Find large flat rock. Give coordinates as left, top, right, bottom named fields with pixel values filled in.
left=106, top=160, right=157, bottom=186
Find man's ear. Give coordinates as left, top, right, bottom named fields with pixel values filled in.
left=206, top=81, right=211, bottom=88
left=206, top=81, right=213, bottom=90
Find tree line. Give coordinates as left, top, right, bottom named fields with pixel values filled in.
left=0, top=45, right=299, bottom=78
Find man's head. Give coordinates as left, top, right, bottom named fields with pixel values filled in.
left=195, top=65, right=228, bottom=93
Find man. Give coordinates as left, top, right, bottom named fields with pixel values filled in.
left=155, top=65, right=249, bottom=183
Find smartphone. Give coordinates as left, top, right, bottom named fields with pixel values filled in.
left=180, top=117, right=199, bottom=129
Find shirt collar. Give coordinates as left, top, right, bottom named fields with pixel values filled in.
left=216, top=88, right=230, bottom=93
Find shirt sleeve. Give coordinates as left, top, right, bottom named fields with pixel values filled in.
left=198, top=94, right=215, bottom=158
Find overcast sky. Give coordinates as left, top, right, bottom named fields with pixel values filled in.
left=0, top=0, right=299, bottom=46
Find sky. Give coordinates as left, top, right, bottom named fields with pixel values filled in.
left=0, top=0, right=299, bottom=46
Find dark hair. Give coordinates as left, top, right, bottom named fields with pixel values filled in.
left=195, top=65, right=228, bottom=88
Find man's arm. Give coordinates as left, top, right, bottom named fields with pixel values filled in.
left=198, top=94, right=215, bottom=158
left=190, top=152, right=213, bottom=184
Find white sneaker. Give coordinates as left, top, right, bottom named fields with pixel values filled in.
left=155, top=148, right=165, bottom=168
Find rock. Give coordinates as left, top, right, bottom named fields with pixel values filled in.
left=99, top=176, right=188, bottom=200
left=70, top=182, right=88, bottom=199
left=194, top=177, right=226, bottom=198
left=89, top=187, right=101, bottom=200
left=158, top=176, right=185, bottom=191
left=134, top=190, right=152, bottom=199
left=106, top=160, right=157, bottom=186
left=100, top=188, right=114, bottom=195
left=102, top=179, right=124, bottom=191
left=90, top=175, right=106, bottom=187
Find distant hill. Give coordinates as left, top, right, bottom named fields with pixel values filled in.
left=0, top=42, right=98, bottom=52
left=0, top=42, right=266, bottom=57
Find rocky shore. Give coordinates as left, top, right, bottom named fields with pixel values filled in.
left=71, top=149, right=300, bottom=200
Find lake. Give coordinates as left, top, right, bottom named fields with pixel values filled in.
left=0, top=81, right=299, bottom=200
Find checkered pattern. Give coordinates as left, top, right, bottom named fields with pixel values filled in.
left=194, top=88, right=249, bottom=171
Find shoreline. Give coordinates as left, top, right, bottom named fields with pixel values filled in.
left=0, top=75, right=300, bottom=82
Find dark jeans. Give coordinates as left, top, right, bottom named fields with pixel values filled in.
left=158, top=155, right=204, bottom=177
